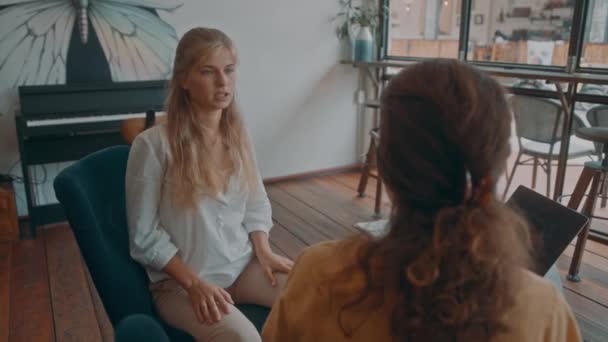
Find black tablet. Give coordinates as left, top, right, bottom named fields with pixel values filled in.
left=506, top=186, right=588, bottom=276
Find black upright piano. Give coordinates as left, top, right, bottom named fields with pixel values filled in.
left=15, top=80, right=167, bottom=237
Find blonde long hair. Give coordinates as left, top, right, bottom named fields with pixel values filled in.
left=165, top=28, right=257, bottom=207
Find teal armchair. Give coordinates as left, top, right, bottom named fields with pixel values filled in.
left=53, top=145, right=269, bottom=341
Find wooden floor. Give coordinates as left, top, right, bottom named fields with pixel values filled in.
left=1, top=172, right=608, bottom=341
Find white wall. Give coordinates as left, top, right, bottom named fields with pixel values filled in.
left=171, top=1, right=360, bottom=177
left=0, top=0, right=360, bottom=215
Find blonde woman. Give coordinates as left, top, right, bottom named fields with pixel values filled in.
left=126, top=28, right=292, bottom=342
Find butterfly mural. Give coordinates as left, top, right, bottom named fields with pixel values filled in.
left=0, top=0, right=182, bottom=109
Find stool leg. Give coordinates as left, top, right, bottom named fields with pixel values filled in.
left=546, top=158, right=552, bottom=199
left=567, top=168, right=600, bottom=282
left=374, top=177, right=383, bottom=219
left=601, top=176, right=608, bottom=209
left=502, top=152, right=522, bottom=200
left=357, top=138, right=376, bottom=197
left=602, top=145, right=608, bottom=208
left=566, top=167, right=595, bottom=211
left=532, top=157, right=538, bottom=190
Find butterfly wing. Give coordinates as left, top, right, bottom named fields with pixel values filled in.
left=0, top=0, right=74, bottom=114
left=0, top=0, right=44, bottom=5
left=0, top=0, right=74, bottom=86
left=94, top=0, right=182, bottom=11
left=89, top=1, right=180, bottom=81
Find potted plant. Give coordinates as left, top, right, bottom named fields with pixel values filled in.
left=334, top=0, right=386, bottom=62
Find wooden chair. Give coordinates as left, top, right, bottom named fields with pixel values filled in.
left=356, top=68, right=389, bottom=219
left=357, top=127, right=383, bottom=218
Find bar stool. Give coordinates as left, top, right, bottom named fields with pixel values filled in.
left=566, top=126, right=608, bottom=282
left=357, top=127, right=383, bottom=218
left=356, top=68, right=389, bottom=218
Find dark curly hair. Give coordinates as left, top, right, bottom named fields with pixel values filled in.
left=338, top=60, right=532, bottom=341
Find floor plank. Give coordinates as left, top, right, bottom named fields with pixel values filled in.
left=563, top=245, right=608, bottom=285
left=267, top=185, right=356, bottom=239
left=586, top=240, right=608, bottom=259
left=271, top=199, right=337, bottom=245
left=44, top=225, right=103, bottom=342
left=569, top=238, right=608, bottom=261
left=9, top=237, right=54, bottom=342
left=563, top=289, right=608, bottom=342
left=328, top=172, right=365, bottom=192
left=327, top=173, right=392, bottom=211
left=557, top=267, right=608, bottom=309
left=83, top=263, right=114, bottom=342
left=0, top=243, right=11, bottom=342
left=558, top=253, right=608, bottom=294
left=330, top=172, right=391, bottom=206
left=278, top=179, right=373, bottom=231
left=313, top=176, right=386, bottom=219
left=268, top=222, right=307, bottom=260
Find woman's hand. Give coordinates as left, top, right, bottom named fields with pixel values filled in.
left=257, top=250, right=294, bottom=286
left=249, top=231, right=293, bottom=286
left=185, top=279, right=234, bottom=325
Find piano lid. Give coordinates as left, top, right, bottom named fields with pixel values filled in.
left=18, top=80, right=168, bottom=119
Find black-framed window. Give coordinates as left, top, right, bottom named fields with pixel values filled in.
left=468, top=0, right=575, bottom=67
left=386, top=0, right=461, bottom=59
left=381, top=0, right=608, bottom=72
left=580, top=0, right=608, bottom=69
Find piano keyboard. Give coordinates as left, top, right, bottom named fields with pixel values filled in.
left=26, top=112, right=166, bottom=127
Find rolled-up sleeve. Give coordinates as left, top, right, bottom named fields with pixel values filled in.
left=126, top=135, right=178, bottom=271
left=243, top=151, right=273, bottom=234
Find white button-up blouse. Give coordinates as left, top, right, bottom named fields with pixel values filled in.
left=125, top=125, right=273, bottom=288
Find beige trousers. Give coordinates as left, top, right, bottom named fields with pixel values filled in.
left=149, top=258, right=287, bottom=342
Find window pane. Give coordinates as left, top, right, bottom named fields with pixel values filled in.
left=387, top=0, right=460, bottom=58
left=469, top=0, right=575, bottom=66
left=579, top=83, right=608, bottom=96
left=577, top=85, right=608, bottom=118
left=581, top=0, right=608, bottom=68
